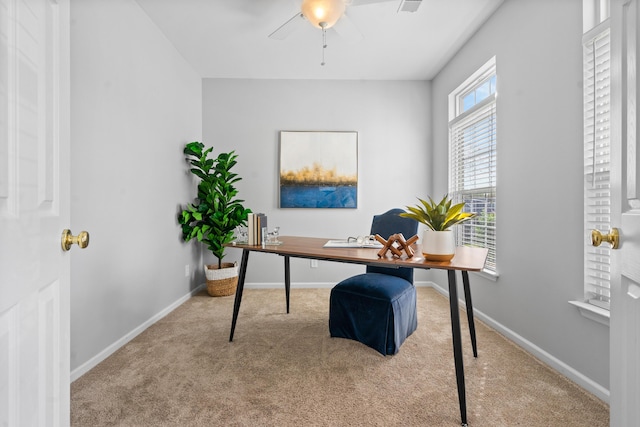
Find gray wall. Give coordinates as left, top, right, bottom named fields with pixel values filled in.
left=202, top=79, right=432, bottom=284
left=431, top=0, right=609, bottom=393
left=69, top=0, right=609, bottom=401
left=70, top=0, right=202, bottom=374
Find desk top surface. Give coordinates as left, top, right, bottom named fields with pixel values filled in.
left=226, top=236, right=488, bottom=272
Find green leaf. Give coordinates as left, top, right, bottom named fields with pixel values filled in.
left=178, top=141, right=250, bottom=264
left=184, top=141, right=204, bottom=157
left=403, top=194, right=475, bottom=231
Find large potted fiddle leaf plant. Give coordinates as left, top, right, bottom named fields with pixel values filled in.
left=179, top=141, right=251, bottom=296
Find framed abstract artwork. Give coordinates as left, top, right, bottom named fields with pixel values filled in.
left=279, top=131, right=358, bottom=208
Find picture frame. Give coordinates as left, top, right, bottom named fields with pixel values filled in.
left=279, top=131, right=358, bottom=208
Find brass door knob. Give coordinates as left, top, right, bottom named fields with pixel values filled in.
left=591, top=228, right=619, bottom=249
left=61, top=229, right=90, bottom=251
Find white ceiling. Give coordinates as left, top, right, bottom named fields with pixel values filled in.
left=134, top=0, right=504, bottom=80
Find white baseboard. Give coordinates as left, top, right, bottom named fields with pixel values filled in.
left=244, top=281, right=433, bottom=289
left=245, top=282, right=334, bottom=289
left=70, top=284, right=206, bottom=382
left=428, top=281, right=610, bottom=403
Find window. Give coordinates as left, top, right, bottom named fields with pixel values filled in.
left=583, top=21, right=611, bottom=310
left=448, top=57, right=497, bottom=275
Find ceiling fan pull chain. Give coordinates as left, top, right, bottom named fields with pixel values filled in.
left=321, top=23, right=327, bottom=66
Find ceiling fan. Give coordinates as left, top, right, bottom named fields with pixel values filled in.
left=269, top=0, right=422, bottom=65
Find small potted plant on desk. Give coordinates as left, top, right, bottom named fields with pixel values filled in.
left=400, top=194, right=475, bottom=261
left=178, top=141, right=251, bottom=296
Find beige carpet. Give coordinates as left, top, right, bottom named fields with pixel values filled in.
left=71, top=287, right=609, bottom=426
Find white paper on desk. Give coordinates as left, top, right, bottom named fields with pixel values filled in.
left=323, top=240, right=383, bottom=248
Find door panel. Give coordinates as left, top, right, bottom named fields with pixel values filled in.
left=0, top=0, right=70, bottom=425
left=0, top=0, right=8, bottom=207
left=611, top=0, right=640, bottom=424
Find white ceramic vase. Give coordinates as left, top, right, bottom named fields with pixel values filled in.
left=422, top=230, right=456, bottom=261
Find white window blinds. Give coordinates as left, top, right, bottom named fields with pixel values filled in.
left=583, top=23, right=611, bottom=309
left=448, top=59, right=497, bottom=275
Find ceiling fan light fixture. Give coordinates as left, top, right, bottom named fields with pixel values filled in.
left=301, top=0, right=346, bottom=29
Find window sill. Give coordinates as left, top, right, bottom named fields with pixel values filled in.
left=569, top=300, right=610, bottom=327
left=472, top=269, right=499, bottom=282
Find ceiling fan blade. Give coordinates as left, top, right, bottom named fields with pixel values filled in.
left=332, top=13, right=363, bottom=43
left=345, top=0, right=394, bottom=6
left=268, top=12, right=306, bottom=40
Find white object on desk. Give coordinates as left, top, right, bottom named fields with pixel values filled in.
left=323, top=239, right=383, bottom=248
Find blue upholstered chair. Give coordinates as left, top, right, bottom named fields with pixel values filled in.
left=329, top=208, right=419, bottom=355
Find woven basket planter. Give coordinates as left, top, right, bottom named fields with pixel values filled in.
left=204, top=262, right=238, bottom=297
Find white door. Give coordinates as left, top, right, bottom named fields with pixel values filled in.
left=0, top=0, right=71, bottom=425
left=610, top=0, right=640, bottom=425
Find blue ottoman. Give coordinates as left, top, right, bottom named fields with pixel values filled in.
left=329, top=272, right=417, bottom=356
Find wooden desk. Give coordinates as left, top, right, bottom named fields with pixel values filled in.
left=226, top=236, right=488, bottom=427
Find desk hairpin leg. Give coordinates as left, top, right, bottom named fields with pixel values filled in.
left=462, top=271, right=478, bottom=358
left=229, top=249, right=250, bottom=342
left=448, top=270, right=468, bottom=427
left=284, top=256, right=291, bottom=314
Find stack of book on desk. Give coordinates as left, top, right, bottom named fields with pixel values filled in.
left=247, top=212, right=267, bottom=245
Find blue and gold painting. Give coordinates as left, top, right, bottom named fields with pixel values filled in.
left=279, top=131, right=358, bottom=208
